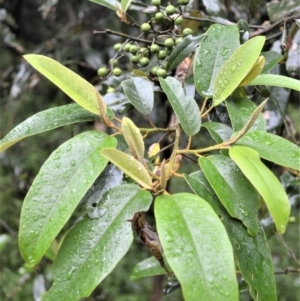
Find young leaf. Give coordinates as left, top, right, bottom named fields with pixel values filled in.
left=155, top=193, right=238, bottom=301
left=121, top=117, right=145, bottom=159
left=167, top=35, right=204, bottom=72
left=246, top=74, right=300, bottom=91
left=0, top=104, right=99, bottom=153
left=184, top=171, right=277, bottom=301
left=159, top=77, right=201, bottom=136
left=121, top=77, right=154, bottom=115
left=236, top=130, right=300, bottom=171
left=42, top=184, right=152, bottom=301
left=194, top=24, right=240, bottom=97
left=213, top=36, right=266, bottom=106
left=238, top=56, right=265, bottom=87
left=19, top=131, right=117, bottom=266
left=199, top=155, right=260, bottom=236
left=226, top=97, right=266, bottom=132
left=229, top=146, right=291, bottom=234
left=88, top=0, right=118, bottom=10
left=24, top=54, right=107, bottom=116
left=100, top=148, right=152, bottom=189
left=202, top=122, right=233, bottom=143
left=130, top=257, right=167, bottom=280
left=121, top=0, right=133, bottom=12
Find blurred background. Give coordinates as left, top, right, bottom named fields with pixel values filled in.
left=0, top=0, right=299, bottom=300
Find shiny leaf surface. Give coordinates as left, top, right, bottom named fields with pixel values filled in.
left=130, top=257, right=166, bottom=280
left=202, top=122, right=233, bottom=143
left=19, top=131, right=117, bottom=266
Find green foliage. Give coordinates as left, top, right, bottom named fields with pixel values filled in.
left=1, top=1, right=300, bottom=301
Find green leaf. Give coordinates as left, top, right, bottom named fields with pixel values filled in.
left=194, top=24, right=240, bottom=97
left=167, top=35, right=204, bottom=72
left=226, top=97, right=266, bottom=132
left=213, top=36, right=265, bottom=106
left=236, top=130, right=300, bottom=171
left=155, top=193, right=238, bottom=301
left=121, top=0, right=133, bottom=12
left=100, top=148, right=152, bottom=189
left=261, top=51, right=283, bottom=73
left=130, top=257, right=166, bottom=280
left=229, top=146, right=291, bottom=233
left=246, top=74, right=300, bottom=91
left=0, top=104, right=100, bottom=153
left=159, top=77, right=201, bottom=136
left=24, top=54, right=106, bottom=116
left=88, top=0, right=118, bottom=10
left=239, top=56, right=265, bottom=87
left=184, top=171, right=277, bottom=301
left=19, top=131, right=117, bottom=266
left=202, top=122, right=233, bottom=143
left=199, top=155, right=260, bottom=235
left=42, top=184, right=152, bottom=301
left=0, top=234, right=10, bottom=252
left=121, top=117, right=145, bottom=159
left=121, top=77, right=154, bottom=115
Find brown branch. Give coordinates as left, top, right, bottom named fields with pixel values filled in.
left=274, top=269, right=300, bottom=275
left=250, top=14, right=300, bottom=38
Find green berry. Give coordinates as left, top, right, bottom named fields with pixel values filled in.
left=140, top=47, right=150, bottom=57
left=139, top=57, right=150, bottom=67
left=109, top=59, right=119, bottom=67
left=141, top=23, right=151, bottom=33
left=178, top=0, right=190, bottom=5
left=107, top=87, right=115, bottom=93
left=151, top=66, right=158, bottom=75
left=130, top=55, right=139, bottom=64
left=151, top=0, right=161, bottom=5
left=150, top=44, right=160, bottom=53
left=97, top=67, right=108, bottom=77
left=156, top=68, right=167, bottom=77
left=260, top=88, right=271, bottom=98
left=174, top=16, right=183, bottom=25
left=113, top=67, right=122, bottom=76
left=165, top=47, right=173, bottom=55
left=182, top=27, right=193, bottom=37
left=157, top=50, right=167, bottom=60
left=164, top=38, right=174, bottom=48
left=175, top=37, right=183, bottom=45
left=113, top=43, right=123, bottom=51
left=124, top=43, right=132, bottom=52
left=129, top=45, right=139, bottom=54
left=165, top=5, right=176, bottom=15
left=155, top=12, right=164, bottom=20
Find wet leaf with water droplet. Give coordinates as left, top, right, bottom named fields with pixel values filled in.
left=41, top=184, right=152, bottom=301
left=194, top=24, right=240, bottom=97
left=155, top=193, right=238, bottom=301
left=229, top=146, right=291, bottom=234
left=199, top=155, right=260, bottom=236
left=19, top=131, right=117, bottom=266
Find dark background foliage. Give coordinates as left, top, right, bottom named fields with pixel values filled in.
left=0, top=0, right=299, bottom=300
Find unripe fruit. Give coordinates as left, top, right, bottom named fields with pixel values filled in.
left=113, top=43, right=123, bottom=51
left=164, top=38, right=174, bottom=48
left=156, top=68, right=167, bottom=77
left=141, top=23, right=151, bottom=33
left=151, top=0, right=161, bottom=5
left=157, top=50, right=167, bottom=60
left=113, top=67, right=122, bottom=76
left=129, top=45, right=139, bottom=54
left=178, top=0, right=190, bottom=5
left=151, top=66, right=158, bottom=75
left=155, top=12, right=164, bottom=20
left=174, top=16, right=183, bottom=25
left=165, top=47, right=173, bottom=55
left=139, top=57, right=150, bottom=67
left=97, top=67, right=108, bottom=77
left=165, top=5, right=176, bottom=15
left=140, top=47, right=150, bottom=57
left=109, top=59, right=119, bottom=67
left=124, top=43, right=132, bottom=52
left=130, top=55, right=141, bottom=64
left=107, top=87, right=115, bottom=93
left=182, top=27, right=193, bottom=37
left=150, top=44, right=160, bottom=53
left=175, top=37, right=183, bottom=44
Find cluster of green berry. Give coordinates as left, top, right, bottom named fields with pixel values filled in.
left=97, top=0, right=192, bottom=91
